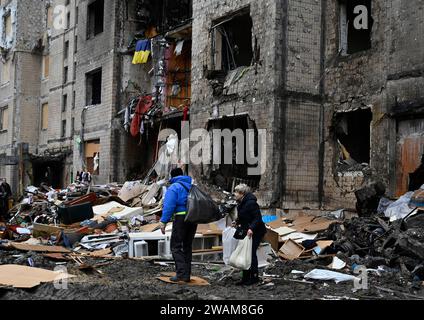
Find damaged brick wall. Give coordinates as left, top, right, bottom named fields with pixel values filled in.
left=190, top=0, right=285, bottom=207
left=322, top=0, right=424, bottom=209
left=281, top=0, right=323, bottom=209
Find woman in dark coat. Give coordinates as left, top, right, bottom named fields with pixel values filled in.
left=233, top=184, right=267, bottom=286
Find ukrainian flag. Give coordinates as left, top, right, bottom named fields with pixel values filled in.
left=133, top=40, right=151, bottom=64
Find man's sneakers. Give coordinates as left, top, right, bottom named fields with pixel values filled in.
left=170, top=275, right=191, bottom=283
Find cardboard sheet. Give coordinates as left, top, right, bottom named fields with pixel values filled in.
left=196, top=223, right=222, bottom=235
left=140, top=223, right=161, bottom=233
left=279, top=239, right=305, bottom=260
left=158, top=273, right=210, bottom=286
left=273, top=226, right=296, bottom=237
left=0, top=265, right=75, bottom=289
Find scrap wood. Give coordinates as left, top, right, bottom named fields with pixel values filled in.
left=87, top=248, right=112, bottom=257
left=278, top=239, right=305, bottom=261
left=42, top=253, right=71, bottom=261
left=192, top=248, right=223, bottom=254
left=10, top=242, right=71, bottom=253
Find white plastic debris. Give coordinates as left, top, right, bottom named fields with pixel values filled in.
left=304, top=269, right=360, bottom=284
left=384, top=192, right=415, bottom=222
left=328, top=257, right=347, bottom=270
left=291, top=270, right=305, bottom=274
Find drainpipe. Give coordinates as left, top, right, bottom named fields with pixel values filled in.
left=318, top=0, right=327, bottom=208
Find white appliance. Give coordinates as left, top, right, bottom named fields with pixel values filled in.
left=129, top=231, right=172, bottom=259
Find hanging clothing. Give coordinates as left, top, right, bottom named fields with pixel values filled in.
left=132, top=40, right=152, bottom=64
left=130, top=96, right=153, bottom=137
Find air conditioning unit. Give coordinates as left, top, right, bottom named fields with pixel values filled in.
left=128, top=232, right=172, bottom=259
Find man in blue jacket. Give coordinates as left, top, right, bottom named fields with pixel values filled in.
left=160, top=168, right=196, bottom=283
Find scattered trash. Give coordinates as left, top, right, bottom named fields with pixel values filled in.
left=304, top=269, right=360, bottom=284
left=328, top=257, right=347, bottom=270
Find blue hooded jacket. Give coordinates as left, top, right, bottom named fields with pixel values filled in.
left=160, top=176, right=193, bottom=224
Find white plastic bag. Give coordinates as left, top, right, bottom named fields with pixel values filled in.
left=229, top=236, right=252, bottom=270
left=223, top=227, right=239, bottom=265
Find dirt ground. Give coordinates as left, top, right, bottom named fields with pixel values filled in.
left=1, top=249, right=423, bottom=300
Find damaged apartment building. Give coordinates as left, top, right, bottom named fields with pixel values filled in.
left=0, top=0, right=423, bottom=212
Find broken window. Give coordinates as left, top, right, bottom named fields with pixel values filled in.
left=164, top=35, right=192, bottom=110
left=61, top=120, right=66, bottom=138
left=63, top=66, right=68, bottom=84
left=32, top=160, right=64, bottom=189
left=132, top=0, right=192, bottom=34
left=211, top=8, right=253, bottom=72
left=86, top=68, right=102, bottom=105
left=62, top=94, right=67, bottom=112
left=339, top=0, right=372, bottom=55
left=72, top=90, right=76, bottom=109
left=334, top=109, right=372, bottom=171
left=64, top=41, right=69, bottom=60
left=66, top=11, right=71, bottom=30
left=87, top=0, right=104, bottom=39
left=1, top=59, right=10, bottom=84
left=4, top=11, right=12, bottom=39
left=85, top=140, right=100, bottom=175
left=207, top=115, right=261, bottom=192
left=71, top=117, right=75, bottom=136
left=42, top=55, right=49, bottom=79
left=41, top=103, right=48, bottom=130
left=0, top=106, right=8, bottom=131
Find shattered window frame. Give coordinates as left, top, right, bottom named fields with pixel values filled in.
left=211, top=7, right=254, bottom=73
left=339, top=0, right=373, bottom=55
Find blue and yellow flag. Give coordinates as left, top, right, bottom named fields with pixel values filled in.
left=133, top=40, right=151, bottom=64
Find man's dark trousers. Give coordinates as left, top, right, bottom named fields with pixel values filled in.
left=171, top=215, right=198, bottom=280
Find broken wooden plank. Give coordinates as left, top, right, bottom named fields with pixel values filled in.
left=279, top=239, right=305, bottom=261
left=10, top=242, right=71, bottom=254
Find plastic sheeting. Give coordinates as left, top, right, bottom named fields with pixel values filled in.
left=304, top=269, right=359, bottom=283
left=384, top=192, right=415, bottom=222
